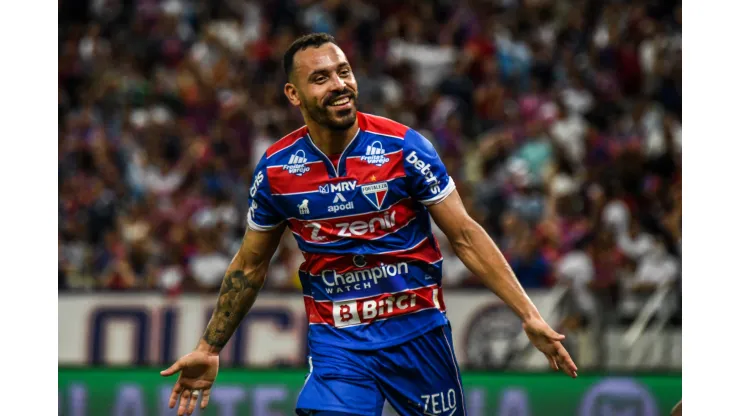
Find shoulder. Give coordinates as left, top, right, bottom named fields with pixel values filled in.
left=358, top=112, right=409, bottom=140
left=265, top=126, right=309, bottom=160
left=356, top=113, right=438, bottom=153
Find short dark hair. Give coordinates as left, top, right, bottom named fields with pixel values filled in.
left=283, top=33, right=338, bottom=79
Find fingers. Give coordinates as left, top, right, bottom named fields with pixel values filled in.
left=201, top=389, right=211, bottom=409
left=555, top=345, right=578, bottom=378
left=544, top=327, right=566, bottom=342
left=168, top=383, right=210, bottom=414
left=169, top=383, right=183, bottom=408
left=546, top=355, right=559, bottom=371
left=161, top=361, right=183, bottom=377
left=178, top=389, right=191, bottom=416
left=187, top=391, right=199, bottom=415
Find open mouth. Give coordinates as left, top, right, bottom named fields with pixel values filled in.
left=327, top=95, right=353, bottom=108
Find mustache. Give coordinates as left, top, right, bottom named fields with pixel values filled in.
left=323, top=90, right=355, bottom=106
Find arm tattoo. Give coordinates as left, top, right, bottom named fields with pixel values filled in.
left=202, top=269, right=264, bottom=348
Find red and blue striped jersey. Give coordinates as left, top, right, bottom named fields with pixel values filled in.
left=247, top=112, right=456, bottom=349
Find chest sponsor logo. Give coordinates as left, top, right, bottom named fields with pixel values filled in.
left=305, top=222, right=326, bottom=241
left=337, top=210, right=396, bottom=237
left=323, top=286, right=442, bottom=328
left=361, top=182, right=389, bottom=210
left=283, top=150, right=311, bottom=176
left=328, top=193, right=354, bottom=213
left=360, top=141, right=390, bottom=166
left=321, top=262, right=408, bottom=294
left=302, top=208, right=402, bottom=242
left=319, top=180, right=357, bottom=194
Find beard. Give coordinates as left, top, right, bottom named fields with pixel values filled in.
left=302, top=89, right=358, bottom=131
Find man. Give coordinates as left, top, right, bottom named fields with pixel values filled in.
left=161, top=33, right=577, bottom=416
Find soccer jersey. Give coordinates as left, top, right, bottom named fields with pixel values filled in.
left=247, top=112, right=456, bottom=349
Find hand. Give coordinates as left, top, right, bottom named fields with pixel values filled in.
left=522, top=317, right=578, bottom=378
left=160, top=350, right=220, bottom=415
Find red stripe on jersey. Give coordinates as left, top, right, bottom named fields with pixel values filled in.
left=300, top=236, right=442, bottom=275
left=305, top=284, right=446, bottom=327
left=358, top=112, right=409, bottom=139
left=346, top=150, right=405, bottom=184
left=266, top=126, right=308, bottom=159
left=267, top=161, right=328, bottom=194
left=288, top=198, right=416, bottom=243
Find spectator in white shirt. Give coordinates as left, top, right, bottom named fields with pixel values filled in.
left=617, top=218, right=656, bottom=261
left=620, top=239, right=680, bottom=318
left=189, top=232, right=231, bottom=291
left=549, top=101, right=587, bottom=165
left=556, top=240, right=597, bottom=323
left=632, top=240, right=679, bottom=291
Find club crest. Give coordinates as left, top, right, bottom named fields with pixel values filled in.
left=361, top=182, right=389, bottom=210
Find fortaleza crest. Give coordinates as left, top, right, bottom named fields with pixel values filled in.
left=361, top=182, right=389, bottom=210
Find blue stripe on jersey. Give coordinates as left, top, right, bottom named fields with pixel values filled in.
left=275, top=176, right=407, bottom=218
left=300, top=261, right=443, bottom=302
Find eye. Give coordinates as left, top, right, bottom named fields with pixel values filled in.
left=314, top=76, right=327, bottom=84
left=339, top=69, right=351, bottom=77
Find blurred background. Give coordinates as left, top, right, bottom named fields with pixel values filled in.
left=58, top=0, right=681, bottom=414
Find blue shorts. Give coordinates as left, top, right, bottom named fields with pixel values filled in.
left=296, top=324, right=466, bottom=416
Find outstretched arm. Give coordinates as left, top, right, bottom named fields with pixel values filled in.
left=198, top=223, right=286, bottom=353
left=428, top=190, right=577, bottom=377
left=160, top=224, right=286, bottom=415
left=428, top=190, right=538, bottom=320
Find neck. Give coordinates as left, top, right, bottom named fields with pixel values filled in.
left=305, top=117, right=359, bottom=156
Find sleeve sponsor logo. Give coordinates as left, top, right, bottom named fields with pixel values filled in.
left=405, top=151, right=441, bottom=194
left=249, top=171, right=264, bottom=198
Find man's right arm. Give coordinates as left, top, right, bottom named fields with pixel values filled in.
left=195, top=224, right=286, bottom=354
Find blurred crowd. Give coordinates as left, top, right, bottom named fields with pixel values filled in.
left=59, top=0, right=681, bottom=321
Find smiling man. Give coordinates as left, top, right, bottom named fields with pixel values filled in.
left=160, top=33, right=577, bottom=416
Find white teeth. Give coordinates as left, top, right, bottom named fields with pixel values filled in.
left=330, top=97, right=350, bottom=106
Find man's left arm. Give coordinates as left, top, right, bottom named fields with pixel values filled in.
left=427, top=190, right=578, bottom=377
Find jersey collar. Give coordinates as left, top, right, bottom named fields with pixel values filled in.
left=304, top=114, right=365, bottom=178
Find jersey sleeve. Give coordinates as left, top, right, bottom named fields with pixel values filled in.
left=403, top=129, right=456, bottom=205
left=246, top=155, right=285, bottom=231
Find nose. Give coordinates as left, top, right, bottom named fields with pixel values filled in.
left=328, top=73, right=346, bottom=91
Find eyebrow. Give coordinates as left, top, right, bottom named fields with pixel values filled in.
left=308, top=62, right=351, bottom=79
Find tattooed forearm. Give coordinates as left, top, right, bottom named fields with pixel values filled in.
left=202, top=268, right=265, bottom=348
